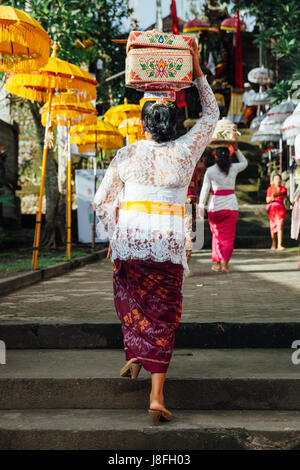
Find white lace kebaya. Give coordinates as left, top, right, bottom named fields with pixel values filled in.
left=199, top=149, right=248, bottom=212
left=93, top=75, right=219, bottom=272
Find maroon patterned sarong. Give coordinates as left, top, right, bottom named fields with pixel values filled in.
left=113, top=258, right=184, bottom=373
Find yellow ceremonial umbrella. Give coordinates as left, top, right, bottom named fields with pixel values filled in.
left=118, top=117, right=144, bottom=144
left=5, top=52, right=97, bottom=103
left=104, top=98, right=141, bottom=144
left=70, top=121, right=123, bottom=249
left=71, top=121, right=124, bottom=147
left=40, top=94, right=98, bottom=127
left=0, top=5, right=51, bottom=72
left=40, top=93, right=98, bottom=259
left=5, top=43, right=98, bottom=269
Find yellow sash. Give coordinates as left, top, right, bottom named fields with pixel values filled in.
left=119, top=201, right=185, bottom=218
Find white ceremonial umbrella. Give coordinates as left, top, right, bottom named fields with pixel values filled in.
left=251, top=129, right=281, bottom=142
left=250, top=114, right=266, bottom=130
left=247, top=91, right=270, bottom=106
left=281, top=103, right=300, bottom=201
left=281, top=103, right=300, bottom=144
left=248, top=66, right=274, bottom=85
left=261, top=100, right=295, bottom=173
left=266, top=99, right=295, bottom=124
left=253, top=115, right=284, bottom=169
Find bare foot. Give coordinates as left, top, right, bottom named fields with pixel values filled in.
left=277, top=246, right=285, bottom=251
left=211, top=263, right=221, bottom=272
left=222, top=267, right=231, bottom=273
left=149, top=399, right=169, bottom=413
left=270, top=245, right=276, bottom=250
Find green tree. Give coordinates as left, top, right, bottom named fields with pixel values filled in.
left=223, top=0, right=300, bottom=98
left=3, top=0, right=128, bottom=247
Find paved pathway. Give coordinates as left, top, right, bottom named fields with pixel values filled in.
left=0, top=249, right=299, bottom=324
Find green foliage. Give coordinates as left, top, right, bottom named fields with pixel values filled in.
left=186, top=0, right=204, bottom=20
left=0, top=251, right=92, bottom=275
left=266, top=79, right=294, bottom=104
left=0, top=188, right=14, bottom=207
left=224, top=0, right=300, bottom=78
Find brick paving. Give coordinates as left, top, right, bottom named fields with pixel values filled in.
left=0, top=249, right=299, bottom=324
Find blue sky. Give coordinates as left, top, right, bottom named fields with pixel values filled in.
left=124, top=0, right=202, bottom=30
left=123, top=0, right=255, bottom=32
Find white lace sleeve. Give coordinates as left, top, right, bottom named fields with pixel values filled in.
left=177, top=75, right=219, bottom=163
left=93, top=156, right=124, bottom=238
left=199, top=169, right=211, bottom=209
left=233, top=149, right=248, bottom=173
left=184, top=204, right=193, bottom=251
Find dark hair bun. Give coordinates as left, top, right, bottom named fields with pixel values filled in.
left=215, top=147, right=232, bottom=175
left=141, top=101, right=177, bottom=143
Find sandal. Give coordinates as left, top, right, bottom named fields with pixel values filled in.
left=120, top=361, right=141, bottom=379
left=148, top=409, right=173, bottom=426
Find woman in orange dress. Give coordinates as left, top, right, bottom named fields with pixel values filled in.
left=266, top=174, right=289, bottom=250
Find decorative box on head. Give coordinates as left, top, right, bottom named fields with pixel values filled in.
left=125, top=30, right=194, bottom=96
left=210, top=118, right=240, bottom=147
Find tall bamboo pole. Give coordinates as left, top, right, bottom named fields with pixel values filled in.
left=156, top=0, right=163, bottom=31
left=92, top=135, right=97, bottom=250
left=32, top=88, right=53, bottom=270
left=66, top=119, right=72, bottom=259
left=32, top=43, right=59, bottom=270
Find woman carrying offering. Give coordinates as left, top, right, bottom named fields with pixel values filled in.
left=199, top=144, right=248, bottom=272
left=266, top=173, right=290, bottom=251
left=93, top=40, right=219, bottom=425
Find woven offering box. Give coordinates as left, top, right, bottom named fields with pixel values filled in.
left=126, top=30, right=194, bottom=53
left=210, top=118, right=239, bottom=146
left=126, top=30, right=193, bottom=92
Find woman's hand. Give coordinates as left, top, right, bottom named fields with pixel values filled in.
left=198, top=206, right=205, bottom=220
left=191, top=39, right=204, bottom=79
left=106, top=243, right=112, bottom=259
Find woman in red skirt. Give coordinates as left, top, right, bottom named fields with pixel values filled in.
left=199, top=144, right=248, bottom=272
left=266, top=174, right=289, bottom=250
left=94, top=41, right=219, bottom=425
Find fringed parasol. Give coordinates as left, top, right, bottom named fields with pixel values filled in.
left=70, top=121, right=123, bottom=249
left=40, top=92, right=98, bottom=259
left=0, top=5, right=50, bottom=72
left=183, top=18, right=210, bottom=33
left=5, top=42, right=98, bottom=269
left=248, top=66, right=274, bottom=85
left=220, top=17, right=246, bottom=32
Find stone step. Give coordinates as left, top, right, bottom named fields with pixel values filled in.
left=202, top=236, right=296, bottom=249
left=1, top=349, right=300, bottom=410
left=0, top=409, right=299, bottom=450
left=1, top=322, right=300, bottom=349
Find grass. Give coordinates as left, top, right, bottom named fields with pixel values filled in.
left=0, top=250, right=93, bottom=278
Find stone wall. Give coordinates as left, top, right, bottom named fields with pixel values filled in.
left=0, top=118, right=19, bottom=222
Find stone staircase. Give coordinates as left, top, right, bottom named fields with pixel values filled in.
left=0, top=251, right=300, bottom=450
left=203, top=205, right=295, bottom=249
left=0, top=337, right=300, bottom=449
